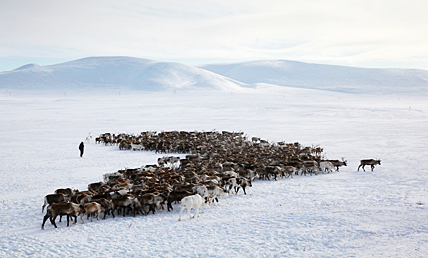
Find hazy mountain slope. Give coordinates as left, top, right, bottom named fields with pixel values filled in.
left=0, top=56, right=248, bottom=91
left=199, top=60, right=428, bottom=94
left=2, top=57, right=427, bottom=94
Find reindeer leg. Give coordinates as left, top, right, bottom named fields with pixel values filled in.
left=142, top=204, right=148, bottom=216
left=188, top=207, right=193, bottom=219
left=51, top=215, right=58, bottom=228
left=189, top=207, right=194, bottom=219
left=41, top=214, right=50, bottom=230
left=178, top=206, right=184, bottom=221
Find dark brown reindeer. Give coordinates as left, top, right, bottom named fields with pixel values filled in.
left=326, top=158, right=347, bottom=171
left=54, top=188, right=77, bottom=197
left=166, top=190, right=193, bottom=211
left=41, top=202, right=83, bottom=229
left=42, top=193, right=69, bottom=213
left=358, top=159, right=381, bottom=172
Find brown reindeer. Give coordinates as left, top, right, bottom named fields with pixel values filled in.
left=326, top=159, right=347, bottom=171
left=70, top=193, right=92, bottom=205
left=112, top=195, right=136, bottom=217
left=88, top=182, right=105, bottom=192
left=92, top=198, right=115, bottom=219
left=42, top=193, right=69, bottom=212
left=283, top=166, right=297, bottom=178
left=358, top=159, right=381, bottom=172
left=166, top=190, right=193, bottom=211
left=54, top=188, right=77, bottom=197
left=135, top=193, right=166, bottom=215
left=80, top=202, right=102, bottom=222
left=41, top=202, right=82, bottom=229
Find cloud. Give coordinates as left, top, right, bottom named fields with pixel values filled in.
left=0, top=0, right=427, bottom=70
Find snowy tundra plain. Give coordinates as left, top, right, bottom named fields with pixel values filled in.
left=1, top=58, right=428, bottom=257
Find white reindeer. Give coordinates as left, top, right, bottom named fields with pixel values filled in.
left=319, top=161, right=335, bottom=173
left=178, top=194, right=209, bottom=221
left=85, top=132, right=93, bottom=143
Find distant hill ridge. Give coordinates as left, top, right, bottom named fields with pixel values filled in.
left=0, top=56, right=248, bottom=92
left=199, top=60, right=428, bottom=94
left=1, top=56, right=427, bottom=94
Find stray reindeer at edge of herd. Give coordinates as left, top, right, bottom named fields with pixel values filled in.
left=41, top=130, right=381, bottom=229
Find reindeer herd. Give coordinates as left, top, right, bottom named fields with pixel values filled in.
left=41, top=130, right=380, bottom=229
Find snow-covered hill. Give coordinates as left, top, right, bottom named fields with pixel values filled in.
left=1, top=57, right=427, bottom=94
left=0, top=57, right=249, bottom=92
left=199, top=60, right=428, bottom=94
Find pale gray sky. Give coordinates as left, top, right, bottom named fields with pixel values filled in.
left=0, top=0, right=427, bottom=71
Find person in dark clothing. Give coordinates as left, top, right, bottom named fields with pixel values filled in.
left=79, top=142, right=84, bottom=157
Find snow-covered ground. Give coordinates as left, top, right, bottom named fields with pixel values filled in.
left=1, top=84, right=427, bottom=257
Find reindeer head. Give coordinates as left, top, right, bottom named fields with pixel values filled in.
left=221, top=189, right=230, bottom=198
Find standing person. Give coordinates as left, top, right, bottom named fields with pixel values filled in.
left=79, top=142, right=84, bottom=157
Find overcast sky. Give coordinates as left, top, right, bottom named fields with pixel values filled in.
left=0, top=0, right=427, bottom=72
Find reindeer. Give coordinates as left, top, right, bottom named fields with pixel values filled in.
left=283, top=166, right=297, bottom=178
left=178, top=194, right=209, bottom=221
left=229, top=178, right=252, bottom=195
left=166, top=190, right=193, bottom=211
left=319, top=161, right=335, bottom=173
left=358, top=159, right=381, bottom=172
left=85, top=132, right=92, bottom=143
left=42, top=193, right=69, bottom=213
left=326, top=158, right=347, bottom=171
left=92, top=198, right=115, bottom=219
left=41, top=202, right=83, bottom=229
left=80, top=202, right=102, bottom=222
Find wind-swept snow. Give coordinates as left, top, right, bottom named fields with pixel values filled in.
left=0, top=85, right=427, bottom=257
